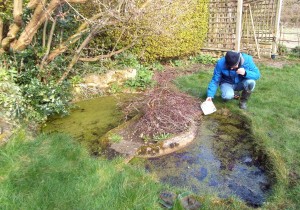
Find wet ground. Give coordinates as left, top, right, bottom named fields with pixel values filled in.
left=144, top=114, right=271, bottom=207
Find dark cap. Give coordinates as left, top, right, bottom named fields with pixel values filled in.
left=225, top=51, right=241, bottom=68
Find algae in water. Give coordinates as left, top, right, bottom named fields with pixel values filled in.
left=43, top=96, right=125, bottom=153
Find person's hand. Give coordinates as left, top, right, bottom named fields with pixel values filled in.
left=236, top=68, right=246, bottom=76
left=206, top=97, right=212, bottom=101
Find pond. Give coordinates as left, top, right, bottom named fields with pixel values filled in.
left=144, top=112, right=271, bottom=207
left=43, top=96, right=271, bottom=207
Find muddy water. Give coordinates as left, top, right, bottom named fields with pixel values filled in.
left=42, top=95, right=126, bottom=154
left=145, top=114, right=271, bottom=207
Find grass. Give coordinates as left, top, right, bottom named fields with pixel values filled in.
left=174, top=63, right=300, bottom=209
left=0, top=131, right=163, bottom=210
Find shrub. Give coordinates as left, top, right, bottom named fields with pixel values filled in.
left=278, top=44, right=288, bottom=55
left=125, top=65, right=154, bottom=90
left=95, top=0, right=209, bottom=62
left=290, top=46, right=300, bottom=57
left=115, top=52, right=140, bottom=69
left=0, top=68, right=27, bottom=122
left=21, top=79, right=72, bottom=119
left=189, top=54, right=217, bottom=65
left=136, top=0, right=209, bottom=61
left=0, top=67, right=72, bottom=125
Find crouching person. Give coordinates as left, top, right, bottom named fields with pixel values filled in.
left=205, top=51, right=260, bottom=109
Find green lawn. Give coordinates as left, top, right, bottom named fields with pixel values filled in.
left=174, top=63, right=300, bottom=209
left=0, top=132, right=162, bottom=210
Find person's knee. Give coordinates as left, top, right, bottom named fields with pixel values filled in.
left=244, top=80, right=256, bottom=91
left=220, top=83, right=234, bottom=100
left=221, top=91, right=234, bottom=100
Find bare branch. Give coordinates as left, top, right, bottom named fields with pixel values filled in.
left=57, top=23, right=105, bottom=84
left=78, top=42, right=135, bottom=62
left=122, top=87, right=201, bottom=138
left=44, top=13, right=102, bottom=64
left=40, top=17, right=57, bottom=68
left=42, top=18, right=48, bottom=48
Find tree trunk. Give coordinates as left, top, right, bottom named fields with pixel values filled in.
left=1, top=24, right=20, bottom=51
left=13, top=0, right=23, bottom=26
left=1, top=0, right=23, bottom=51
left=12, top=0, right=53, bottom=51
left=78, top=42, right=135, bottom=62
left=11, top=0, right=86, bottom=51
left=27, top=0, right=40, bottom=9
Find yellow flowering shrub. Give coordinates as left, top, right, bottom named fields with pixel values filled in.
left=132, top=0, right=209, bottom=61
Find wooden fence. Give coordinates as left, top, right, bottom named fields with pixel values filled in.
left=202, top=0, right=282, bottom=58
left=279, top=26, right=300, bottom=49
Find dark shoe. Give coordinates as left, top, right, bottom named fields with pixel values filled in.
left=239, top=90, right=252, bottom=109
left=239, top=101, right=247, bottom=109
left=234, top=91, right=240, bottom=100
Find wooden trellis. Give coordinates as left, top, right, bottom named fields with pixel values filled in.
left=202, top=0, right=283, bottom=58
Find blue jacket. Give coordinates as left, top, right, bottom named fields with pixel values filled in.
left=207, top=53, right=260, bottom=98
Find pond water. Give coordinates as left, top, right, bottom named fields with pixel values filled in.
left=42, top=95, right=125, bottom=154
left=144, top=114, right=271, bottom=207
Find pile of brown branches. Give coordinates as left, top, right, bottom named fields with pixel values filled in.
left=122, top=87, right=202, bottom=138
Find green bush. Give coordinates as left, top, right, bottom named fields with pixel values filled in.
left=96, top=0, right=209, bottom=62
left=125, top=65, right=154, bottom=90
left=115, top=52, right=140, bottom=68
left=189, top=54, right=217, bottom=65
left=0, top=44, right=74, bottom=124
left=0, top=68, right=27, bottom=122
left=136, top=0, right=209, bottom=61
left=290, top=46, right=300, bottom=57
left=150, top=61, right=164, bottom=71
left=170, top=59, right=185, bottom=67
left=278, top=44, right=288, bottom=56
left=0, top=67, right=72, bottom=124
left=22, top=79, right=72, bottom=119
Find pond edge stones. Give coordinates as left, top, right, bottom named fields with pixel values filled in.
left=136, top=121, right=198, bottom=158
left=108, top=120, right=199, bottom=163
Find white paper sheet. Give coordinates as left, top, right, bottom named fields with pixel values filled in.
left=200, top=101, right=217, bottom=115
